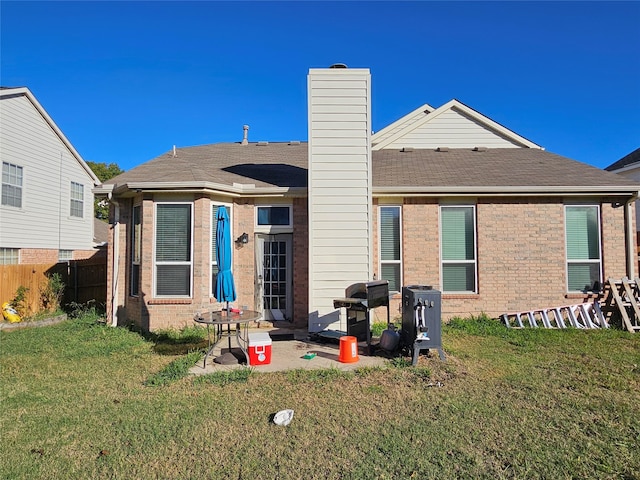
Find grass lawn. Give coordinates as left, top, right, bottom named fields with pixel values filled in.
left=1, top=315, right=639, bottom=479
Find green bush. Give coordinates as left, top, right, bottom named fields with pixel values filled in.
left=40, top=273, right=65, bottom=313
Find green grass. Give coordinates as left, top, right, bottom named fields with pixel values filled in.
left=1, top=315, right=639, bottom=479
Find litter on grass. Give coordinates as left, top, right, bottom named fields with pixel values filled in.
left=273, top=409, right=294, bottom=426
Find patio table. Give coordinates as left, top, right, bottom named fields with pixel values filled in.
left=194, top=310, right=261, bottom=367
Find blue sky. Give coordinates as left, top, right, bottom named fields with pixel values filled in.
left=2, top=1, right=639, bottom=171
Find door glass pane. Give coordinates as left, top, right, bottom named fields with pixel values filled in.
left=262, top=239, right=289, bottom=317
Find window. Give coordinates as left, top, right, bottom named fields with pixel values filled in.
left=130, top=205, right=141, bottom=297
left=440, top=205, right=477, bottom=293
left=58, top=250, right=73, bottom=262
left=2, top=162, right=23, bottom=208
left=379, top=206, right=401, bottom=292
left=70, top=182, right=84, bottom=218
left=155, top=203, right=192, bottom=297
left=565, top=205, right=602, bottom=292
left=211, top=204, right=231, bottom=295
left=0, top=248, right=19, bottom=264
left=257, top=206, right=291, bottom=226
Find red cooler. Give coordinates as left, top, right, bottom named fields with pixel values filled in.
left=248, top=332, right=272, bottom=366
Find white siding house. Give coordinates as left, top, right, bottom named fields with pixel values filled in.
left=0, top=87, right=100, bottom=264
left=307, top=67, right=372, bottom=331
left=606, top=148, right=640, bottom=232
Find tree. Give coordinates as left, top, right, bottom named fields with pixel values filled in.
left=87, top=161, right=124, bottom=220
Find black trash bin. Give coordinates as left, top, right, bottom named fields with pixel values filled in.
left=401, top=285, right=446, bottom=364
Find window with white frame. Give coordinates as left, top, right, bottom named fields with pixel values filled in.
left=2, top=162, right=23, bottom=208
left=379, top=206, right=401, bottom=292
left=256, top=206, right=291, bottom=227
left=440, top=205, right=477, bottom=293
left=211, top=203, right=231, bottom=295
left=130, top=204, right=141, bottom=297
left=58, top=250, right=73, bottom=262
left=0, top=248, right=19, bottom=264
left=70, top=182, right=84, bottom=218
left=565, top=205, right=602, bottom=292
left=154, top=203, right=192, bottom=297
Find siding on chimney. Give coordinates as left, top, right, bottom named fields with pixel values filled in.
left=307, top=68, right=372, bottom=332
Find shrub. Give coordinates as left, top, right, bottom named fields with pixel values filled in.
left=40, top=273, right=65, bottom=313
left=11, top=285, right=30, bottom=318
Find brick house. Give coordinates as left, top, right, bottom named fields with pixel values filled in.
left=96, top=66, right=639, bottom=331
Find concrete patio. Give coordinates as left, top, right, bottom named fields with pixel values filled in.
left=189, top=327, right=393, bottom=375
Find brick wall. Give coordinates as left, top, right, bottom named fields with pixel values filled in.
left=20, top=248, right=100, bottom=263
left=104, top=193, right=632, bottom=331
left=292, top=197, right=309, bottom=327
left=395, top=197, right=630, bottom=320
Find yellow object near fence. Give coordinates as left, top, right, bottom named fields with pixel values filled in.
left=2, top=302, right=21, bottom=323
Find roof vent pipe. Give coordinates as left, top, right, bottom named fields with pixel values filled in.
left=173, top=145, right=177, bottom=157
left=241, top=125, right=249, bottom=145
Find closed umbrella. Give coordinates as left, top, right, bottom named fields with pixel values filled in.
left=214, top=206, right=237, bottom=309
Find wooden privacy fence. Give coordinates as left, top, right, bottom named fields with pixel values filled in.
left=0, top=258, right=106, bottom=316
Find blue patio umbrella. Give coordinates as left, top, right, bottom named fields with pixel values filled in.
left=214, top=206, right=237, bottom=309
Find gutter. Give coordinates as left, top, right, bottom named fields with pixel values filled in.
left=373, top=185, right=640, bottom=197
left=107, top=192, right=120, bottom=327
left=626, top=193, right=639, bottom=279
left=102, top=182, right=306, bottom=198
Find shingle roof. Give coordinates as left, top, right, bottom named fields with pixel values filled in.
left=605, top=147, right=640, bottom=172
left=104, top=142, right=640, bottom=194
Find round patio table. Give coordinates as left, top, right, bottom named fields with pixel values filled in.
left=194, top=310, right=261, bottom=367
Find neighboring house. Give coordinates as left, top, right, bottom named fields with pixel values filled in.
left=0, top=87, right=101, bottom=264
left=605, top=148, right=640, bottom=232
left=95, top=66, right=640, bottom=332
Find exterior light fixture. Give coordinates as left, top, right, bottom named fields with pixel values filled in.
left=235, top=232, right=249, bottom=245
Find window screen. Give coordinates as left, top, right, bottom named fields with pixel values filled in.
left=565, top=205, right=601, bottom=292
left=155, top=203, right=192, bottom=296
left=441, top=206, right=476, bottom=293
left=2, top=162, right=23, bottom=208
left=380, top=206, right=401, bottom=292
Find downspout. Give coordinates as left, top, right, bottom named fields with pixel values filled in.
left=625, top=193, right=639, bottom=280
left=108, top=192, right=120, bottom=327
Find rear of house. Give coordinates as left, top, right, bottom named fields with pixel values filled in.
left=96, top=66, right=639, bottom=331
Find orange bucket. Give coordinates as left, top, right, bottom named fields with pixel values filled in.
left=338, top=336, right=359, bottom=363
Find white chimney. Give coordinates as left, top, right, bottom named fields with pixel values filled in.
left=307, top=66, right=372, bottom=332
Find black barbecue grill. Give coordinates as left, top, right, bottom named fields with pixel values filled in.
left=332, top=280, right=390, bottom=354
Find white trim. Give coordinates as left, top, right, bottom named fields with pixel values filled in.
left=210, top=201, right=234, bottom=298
left=372, top=99, right=542, bottom=151
left=378, top=205, right=403, bottom=293
left=130, top=203, right=141, bottom=298
left=254, top=204, right=293, bottom=234
left=439, top=204, right=478, bottom=294
left=153, top=201, right=194, bottom=298
left=371, top=103, right=434, bottom=143
left=564, top=204, right=603, bottom=293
